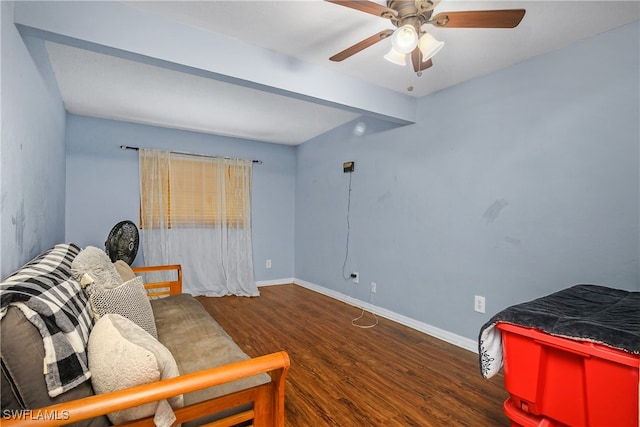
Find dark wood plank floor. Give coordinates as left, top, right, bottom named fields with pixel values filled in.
left=196, top=284, right=509, bottom=426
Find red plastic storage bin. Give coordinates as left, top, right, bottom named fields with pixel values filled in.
left=497, top=322, right=639, bottom=427
left=504, top=398, right=556, bottom=427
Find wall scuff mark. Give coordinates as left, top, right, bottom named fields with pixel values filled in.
left=377, top=191, right=393, bottom=203
left=504, top=236, right=521, bottom=246
left=11, top=201, right=26, bottom=254
left=483, top=199, right=509, bottom=224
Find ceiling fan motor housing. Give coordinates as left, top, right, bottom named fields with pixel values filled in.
left=385, top=0, right=437, bottom=31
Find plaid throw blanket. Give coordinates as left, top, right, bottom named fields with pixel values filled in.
left=0, top=243, right=93, bottom=397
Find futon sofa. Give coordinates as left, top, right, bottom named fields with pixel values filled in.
left=0, top=243, right=289, bottom=426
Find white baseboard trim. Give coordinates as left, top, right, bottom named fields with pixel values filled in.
left=256, top=278, right=295, bottom=287
left=293, top=278, right=478, bottom=354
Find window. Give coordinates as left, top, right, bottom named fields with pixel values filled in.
left=140, top=153, right=250, bottom=229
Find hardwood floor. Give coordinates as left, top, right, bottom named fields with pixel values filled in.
left=196, top=284, right=509, bottom=426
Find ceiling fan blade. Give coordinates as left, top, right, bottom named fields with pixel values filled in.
left=411, top=49, right=433, bottom=72
left=431, top=9, right=526, bottom=28
left=325, top=0, right=395, bottom=18
left=330, top=29, right=394, bottom=62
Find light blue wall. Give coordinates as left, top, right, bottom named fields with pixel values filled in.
left=5, top=0, right=638, bottom=345
left=295, top=22, right=639, bottom=341
left=0, top=2, right=66, bottom=278
left=65, top=115, right=296, bottom=281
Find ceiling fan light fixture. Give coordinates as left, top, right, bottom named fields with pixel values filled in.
left=418, top=33, right=444, bottom=62
left=390, top=24, right=418, bottom=54
left=384, top=47, right=406, bottom=66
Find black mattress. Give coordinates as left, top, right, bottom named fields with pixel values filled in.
left=478, top=284, right=640, bottom=379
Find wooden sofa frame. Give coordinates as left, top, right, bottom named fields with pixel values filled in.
left=3, top=265, right=290, bottom=427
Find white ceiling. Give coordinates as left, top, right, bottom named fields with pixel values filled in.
left=45, top=41, right=361, bottom=145
left=32, top=1, right=640, bottom=145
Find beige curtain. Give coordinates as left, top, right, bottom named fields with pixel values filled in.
left=139, top=148, right=257, bottom=296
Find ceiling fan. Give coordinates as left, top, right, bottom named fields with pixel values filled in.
left=327, top=0, right=525, bottom=73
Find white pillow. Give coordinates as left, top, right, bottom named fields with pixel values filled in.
left=113, top=260, right=136, bottom=282
left=71, top=246, right=122, bottom=291
left=88, top=314, right=183, bottom=426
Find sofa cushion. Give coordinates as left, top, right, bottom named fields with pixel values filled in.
left=90, top=276, right=157, bottom=338
left=151, top=294, right=270, bottom=404
left=113, top=260, right=136, bottom=282
left=0, top=306, right=109, bottom=427
left=88, top=314, right=183, bottom=426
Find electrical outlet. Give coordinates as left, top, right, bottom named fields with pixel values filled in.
left=352, top=272, right=359, bottom=284
left=371, top=282, right=377, bottom=293
left=266, top=259, right=272, bottom=269
left=474, top=295, right=486, bottom=314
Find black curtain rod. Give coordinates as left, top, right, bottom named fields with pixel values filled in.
left=120, top=145, right=262, bottom=164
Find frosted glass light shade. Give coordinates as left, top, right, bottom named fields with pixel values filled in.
left=384, top=47, right=406, bottom=66
left=418, top=33, right=444, bottom=62
left=391, top=25, right=418, bottom=54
